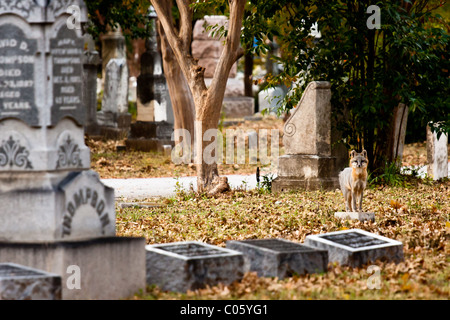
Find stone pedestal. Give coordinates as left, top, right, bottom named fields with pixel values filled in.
left=126, top=121, right=174, bottom=152
left=334, top=212, right=375, bottom=222
left=0, top=237, right=145, bottom=300
left=272, top=82, right=339, bottom=192
left=0, top=1, right=145, bottom=300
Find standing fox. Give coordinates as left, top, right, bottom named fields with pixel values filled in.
left=339, top=150, right=369, bottom=212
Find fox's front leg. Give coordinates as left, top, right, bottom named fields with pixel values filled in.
left=351, top=191, right=358, bottom=212
left=358, top=192, right=363, bottom=212
left=343, top=188, right=352, bottom=212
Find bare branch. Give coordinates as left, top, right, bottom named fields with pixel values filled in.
left=151, top=0, right=205, bottom=95
left=176, top=0, right=193, bottom=51
left=209, top=0, right=246, bottom=94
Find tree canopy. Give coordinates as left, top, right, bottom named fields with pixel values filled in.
left=243, top=0, right=449, bottom=168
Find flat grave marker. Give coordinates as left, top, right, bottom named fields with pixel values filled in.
left=0, top=263, right=61, bottom=300
left=334, top=212, right=375, bottom=222
left=305, top=229, right=403, bottom=267
left=227, top=238, right=328, bottom=279
left=146, top=241, right=245, bottom=292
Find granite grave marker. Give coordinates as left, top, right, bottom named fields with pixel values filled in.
left=227, top=238, right=328, bottom=279
left=305, top=229, right=403, bottom=267
left=146, top=241, right=245, bottom=292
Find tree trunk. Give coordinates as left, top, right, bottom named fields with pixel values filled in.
left=156, top=3, right=195, bottom=149
left=151, top=0, right=245, bottom=194
left=244, top=51, right=253, bottom=97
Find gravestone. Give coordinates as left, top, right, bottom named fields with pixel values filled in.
left=426, top=123, right=448, bottom=180
left=0, top=0, right=145, bottom=300
left=226, top=239, right=328, bottom=279
left=97, top=58, right=131, bottom=138
left=0, top=263, right=61, bottom=300
left=100, top=24, right=126, bottom=83
left=305, top=229, right=403, bottom=267
left=128, top=6, right=174, bottom=152
left=82, top=50, right=101, bottom=136
left=272, top=81, right=340, bottom=192
left=192, top=16, right=254, bottom=118
left=258, top=86, right=286, bottom=115
left=146, top=241, right=245, bottom=292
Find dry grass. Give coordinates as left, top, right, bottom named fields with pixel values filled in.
left=117, top=179, right=449, bottom=300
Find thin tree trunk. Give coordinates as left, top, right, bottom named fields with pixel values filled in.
left=157, top=1, right=195, bottom=149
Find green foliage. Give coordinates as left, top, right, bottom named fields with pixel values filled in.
left=257, top=173, right=274, bottom=193
left=368, top=161, right=408, bottom=187
left=243, top=0, right=449, bottom=169
left=85, top=0, right=151, bottom=40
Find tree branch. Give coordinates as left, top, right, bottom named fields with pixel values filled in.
left=209, top=0, right=246, bottom=94
left=176, top=0, right=193, bottom=52
left=151, top=0, right=206, bottom=95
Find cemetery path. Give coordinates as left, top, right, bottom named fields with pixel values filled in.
left=102, top=162, right=450, bottom=200
left=102, top=174, right=261, bottom=199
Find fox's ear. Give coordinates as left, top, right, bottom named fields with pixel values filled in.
left=361, top=149, right=367, bottom=158
left=350, top=150, right=356, bottom=158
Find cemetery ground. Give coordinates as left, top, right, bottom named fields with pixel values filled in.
left=88, top=117, right=449, bottom=300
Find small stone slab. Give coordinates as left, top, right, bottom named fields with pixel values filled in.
left=118, top=202, right=162, bottom=209
left=334, top=212, right=375, bottom=222
left=146, top=241, right=245, bottom=292
left=305, top=229, right=403, bottom=267
left=0, top=263, right=61, bottom=300
left=226, top=238, right=328, bottom=279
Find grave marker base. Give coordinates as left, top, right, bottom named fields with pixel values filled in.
left=334, top=212, right=375, bottom=222
left=0, top=237, right=145, bottom=300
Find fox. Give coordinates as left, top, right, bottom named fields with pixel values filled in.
left=339, top=150, right=369, bottom=212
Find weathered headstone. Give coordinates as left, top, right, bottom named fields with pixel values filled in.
left=97, top=58, right=131, bottom=138
left=192, top=16, right=254, bottom=118
left=146, top=241, right=245, bottom=292
left=305, top=229, right=403, bottom=267
left=258, top=86, right=286, bottom=115
left=226, top=239, right=328, bottom=279
left=100, top=24, right=126, bottom=83
left=0, top=1, right=145, bottom=300
left=426, top=123, right=448, bottom=180
left=0, top=263, right=61, bottom=300
left=272, top=81, right=340, bottom=192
